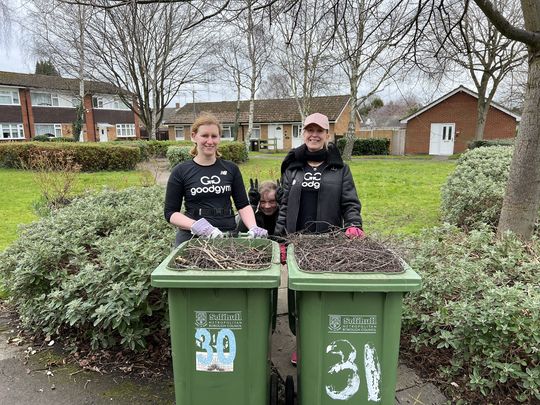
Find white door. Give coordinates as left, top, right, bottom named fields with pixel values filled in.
left=429, top=123, right=455, bottom=155
left=98, top=125, right=108, bottom=142
left=268, top=124, right=284, bottom=150
left=292, top=124, right=302, bottom=148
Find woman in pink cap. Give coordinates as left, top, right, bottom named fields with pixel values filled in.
left=275, top=112, right=363, bottom=238
left=275, top=112, right=364, bottom=366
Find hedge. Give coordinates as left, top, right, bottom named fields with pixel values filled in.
left=167, top=141, right=249, bottom=168
left=115, top=140, right=192, bottom=160
left=336, top=137, right=390, bottom=155
left=0, top=142, right=140, bottom=171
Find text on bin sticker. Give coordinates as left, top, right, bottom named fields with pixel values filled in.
left=328, top=314, right=377, bottom=334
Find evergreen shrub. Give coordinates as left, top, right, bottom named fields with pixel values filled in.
left=166, top=146, right=192, bottom=168
left=0, top=186, right=175, bottom=351
left=402, top=225, right=540, bottom=402
left=441, top=146, right=513, bottom=230
left=468, top=138, right=514, bottom=149
left=336, top=137, right=390, bottom=155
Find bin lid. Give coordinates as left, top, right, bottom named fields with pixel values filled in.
left=151, top=239, right=281, bottom=289
left=287, top=245, right=421, bottom=292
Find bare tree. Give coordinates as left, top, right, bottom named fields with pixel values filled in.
left=258, top=70, right=292, bottom=99
left=215, top=38, right=250, bottom=140
left=334, top=0, right=408, bottom=161
left=0, top=0, right=12, bottom=48
left=431, top=0, right=526, bottom=141
left=27, top=0, right=94, bottom=141
left=84, top=1, right=209, bottom=139
left=274, top=0, right=335, bottom=120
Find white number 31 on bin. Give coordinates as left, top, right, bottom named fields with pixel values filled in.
left=326, top=340, right=381, bottom=401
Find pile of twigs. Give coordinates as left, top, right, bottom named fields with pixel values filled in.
left=172, top=239, right=272, bottom=270
left=288, top=230, right=403, bottom=273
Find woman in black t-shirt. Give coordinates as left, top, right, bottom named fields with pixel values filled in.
left=164, top=113, right=267, bottom=247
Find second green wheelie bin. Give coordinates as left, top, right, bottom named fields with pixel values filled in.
left=287, top=244, right=421, bottom=405
left=151, top=238, right=281, bottom=405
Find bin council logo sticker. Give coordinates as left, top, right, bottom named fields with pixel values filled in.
left=328, top=314, right=377, bottom=334
left=194, top=311, right=243, bottom=373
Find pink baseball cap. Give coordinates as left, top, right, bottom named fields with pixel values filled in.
left=303, top=113, right=329, bottom=130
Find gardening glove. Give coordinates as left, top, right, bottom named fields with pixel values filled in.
left=275, top=179, right=284, bottom=205
left=345, top=226, right=365, bottom=239
left=248, top=178, right=260, bottom=207
left=191, top=218, right=224, bottom=238
left=247, top=226, right=268, bottom=239
left=279, top=243, right=287, bottom=265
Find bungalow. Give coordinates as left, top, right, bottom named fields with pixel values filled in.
left=164, top=95, right=362, bottom=150
left=400, top=86, right=520, bottom=155
left=0, top=71, right=141, bottom=142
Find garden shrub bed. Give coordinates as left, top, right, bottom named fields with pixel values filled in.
left=401, top=224, right=540, bottom=403
left=0, top=186, right=174, bottom=351
left=167, top=141, right=248, bottom=168
left=115, top=140, right=192, bottom=160
left=468, top=138, right=515, bottom=149
left=0, top=142, right=140, bottom=171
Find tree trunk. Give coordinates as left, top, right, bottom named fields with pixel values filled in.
left=474, top=98, right=489, bottom=141
left=342, top=79, right=358, bottom=161
left=497, top=53, right=540, bottom=239
left=233, top=84, right=241, bottom=141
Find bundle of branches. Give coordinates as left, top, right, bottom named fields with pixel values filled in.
left=172, top=239, right=272, bottom=270
left=288, top=230, right=403, bottom=273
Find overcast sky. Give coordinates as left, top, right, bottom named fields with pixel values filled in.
left=0, top=0, right=476, bottom=108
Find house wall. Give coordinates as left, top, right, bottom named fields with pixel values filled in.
left=333, top=103, right=362, bottom=137
left=83, top=95, right=96, bottom=142
left=19, top=89, right=32, bottom=139
left=405, top=91, right=517, bottom=154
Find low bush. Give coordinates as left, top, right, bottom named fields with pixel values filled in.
left=167, top=146, right=192, bottom=168
left=468, top=138, right=514, bottom=149
left=0, top=143, right=140, bottom=171
left=116, top=140, right=192, bottom=161
left=50, top=137, right=76, bottom=142
left=402, top=225, right=540, bottom=402
left=336, top=137, right=390, bottom=155
left=0, top=186, right=175, bottom=351
left=441, top=146, right=513, bottom=230
left=218, top=141, right=249, bottom=163
left=33, top=135, right=51, bottom=142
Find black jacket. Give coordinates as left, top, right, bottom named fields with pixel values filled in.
left=275, top=144, right=362, bottom=235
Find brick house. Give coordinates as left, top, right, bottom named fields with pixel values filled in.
left=400, top=86, right=520, bottom=155
left=0, top=71, right=141, bottom=142
left=164, top=95, right=362, bottom=150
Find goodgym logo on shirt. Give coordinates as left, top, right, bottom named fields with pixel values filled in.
left=302, top=172, right=322, bottom=189
left=191, top=175, right=232, bottom=196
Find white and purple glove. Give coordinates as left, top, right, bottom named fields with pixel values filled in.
left=247, top=226, right=268, bottom=239
left=191, top=218, right=224, bottom=239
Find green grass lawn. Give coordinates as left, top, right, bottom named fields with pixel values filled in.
left=241, top=156, right=456, bottom=235
left=0, top=169, right=150, bottom=251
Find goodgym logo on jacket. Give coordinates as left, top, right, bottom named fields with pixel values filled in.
left=191, top=175, right=231, bottom=196
left=302, top=172, right=322, bottom=189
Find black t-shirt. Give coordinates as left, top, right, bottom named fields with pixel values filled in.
left=296, top=163, right=326, bottom=233
left=164, top=159, right=249, bottom=231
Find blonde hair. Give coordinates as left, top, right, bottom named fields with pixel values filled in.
left=259, top=180, right=277, bottom=196
left=190, top=112, right=222, bottom=157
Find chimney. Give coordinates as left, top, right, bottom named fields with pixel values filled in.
left=175, top=102, right=180, bottom=109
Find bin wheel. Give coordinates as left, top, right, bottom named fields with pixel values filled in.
left=285, top=375, right=295, bottom=405
left=269, top=373, right=278, bottom=405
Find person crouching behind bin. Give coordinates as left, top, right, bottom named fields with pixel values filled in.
left=237, top=179, right=280, bottom=236
left=164, top=112, right=267, bottom=247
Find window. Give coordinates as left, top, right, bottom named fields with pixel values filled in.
left=31, top=92, right=59, bottom=107
left=0, top=89, right=20, bottom=105
left=35, top=124, right=62, bottom=138
left=116, top=124, right=135, bottom=137
left=222, top=126, right=233, bottom=139
left=292, top=124, right=302, bottom=138
left=1, top=123, right=24, bottom=140
left=251, top=125, right=261, bottom=139
left=175, top=126, right=185, bottom=140
left=112, top=98, right=130, bottom=110
left=92, top=96, right=103, bottom=108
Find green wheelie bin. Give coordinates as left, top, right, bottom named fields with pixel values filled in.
left=151, top=238, right=281, bottom=405
left=287, top=244, right=421, bottom=405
